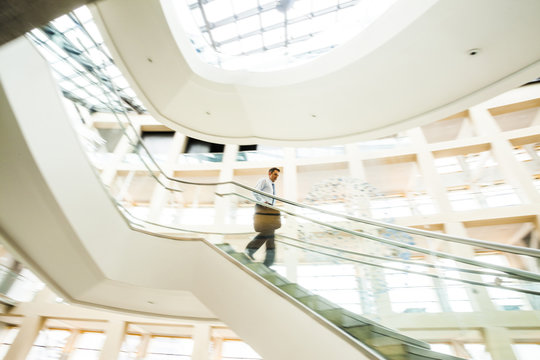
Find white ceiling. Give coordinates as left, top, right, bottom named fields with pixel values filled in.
left=91, top=0, right=540, bottom=146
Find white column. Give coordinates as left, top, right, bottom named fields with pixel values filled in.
left=135, top=333, right=151, bottom=360
left=484, top=327, right=518, bottom=360
left=283, top=147, right=299, bottom=282
left=192, top=324, right=211, bottom=360
left=345, top=143, right=366, bottom=181
left=100, top=122, right=141, bottom=187
left=407, top=127, right=453, bottom=213
left=60, top=329, right=80, bottom=360
left=444, top=222, right=496, bottom=313
left=469, top=106, right=540, bottom=205
left=4, top=315, right=45, bottom=360
left=214, top=144, right=240, bottom=227
left=212, top=336, right=223, bottom=360
left=98, top=320, right=126, bottom=360
left=147, top=132, right=187, bottom=222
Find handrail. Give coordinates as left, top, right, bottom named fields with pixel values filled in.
left=276, top=235, right=525, bottom=281
left=276, top=238, right=540, bottom=297
left=226, top=193, right=540, bottom=282
left=117, top=135, right=540, bottom=260
left=117, top=198, right=540, bottom=296
left=128, top=141, right=540, bottom=260
left=114, top=202, right=540, bottom=296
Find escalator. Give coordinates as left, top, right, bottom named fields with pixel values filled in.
left=1, top=18, right=540, bottom=360
left=216, top=243, right=465, bottom=360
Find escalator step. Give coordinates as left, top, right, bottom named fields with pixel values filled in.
left=406, top=344, right=465, bottom=360
left=317, top=308, right=369, bottom=328
left=261, top=272, right=291, bottom=286
left=245, top=263, right=291, bottom=286
left=298, top=295, right=340, bottom=313
left=297, top=295, right=340, bottom=312
left=229, top=252, right=252, bottom=264
left=215, top=243, right=236, bottom=254
left=278, top=283, right=314, bottom=298
left=344, top=324, right=430, bottom=350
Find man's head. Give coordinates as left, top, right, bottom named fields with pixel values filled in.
left=268, top=167, right=280, bottom=182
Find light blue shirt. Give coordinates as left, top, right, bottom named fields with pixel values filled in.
left=253, top=177, right=276, bottom=205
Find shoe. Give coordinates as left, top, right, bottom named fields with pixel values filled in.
left=244, top=249, right=255, bottom=261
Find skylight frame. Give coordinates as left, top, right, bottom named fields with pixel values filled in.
left=180, top=0, right=398, bottom=71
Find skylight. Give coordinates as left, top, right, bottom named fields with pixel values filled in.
left=179, top=0, right=397, bottom=71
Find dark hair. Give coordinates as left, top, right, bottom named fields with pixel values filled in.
left=268, top=167, right=280, bottom=174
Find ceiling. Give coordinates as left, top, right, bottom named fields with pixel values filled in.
left=90, top=0, right=540, bottom=146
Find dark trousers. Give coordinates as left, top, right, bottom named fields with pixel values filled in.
left=246, top=231, right=276, bottom=266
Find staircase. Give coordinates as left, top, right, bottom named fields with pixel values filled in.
left=217, top=243, right=466, bottom=360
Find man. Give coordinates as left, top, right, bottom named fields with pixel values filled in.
left=245, top=167, right=280, bottom=267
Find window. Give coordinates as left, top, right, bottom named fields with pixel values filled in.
left=296, top=146, right=345, bottom=158
left=448, top=188, right=481, bottom=211
left=437, top=259, right=473, bottom=312
left=384, top=263, right=441, bottom=313
left=512, top=343, right=540, bottom=360
left=475, top=254, right=531, bottom=311
left=480, top=184, right=521, bottom=207
left=146, top=336, right=193, bottom=359
left=27, top=329, right=72, bottom=360
left=118, top=334, right=142, bottom=360
left=70, top=331, right=106, bottom=359
left=180, top=0, right=398, bottom=71
left=140, top=131, right=175, bottom=156
left=274, top=264, right=362, bottom=313
left=221, top=339, right=261, bottom=360
left=463, top=343, right=492, bottom=360
left=0, top=327, right=19, bottom=359
left=370, top=196, right=412, bottom=218
left=429, top=343, right=455, bottom=356
left=435, top=157, right=462, bottom=174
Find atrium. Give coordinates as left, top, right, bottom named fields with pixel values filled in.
left=0, top=1, right=539, bottom=360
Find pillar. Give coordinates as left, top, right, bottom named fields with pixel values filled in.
left=483, top=327, right=518, bottom=360
left=406, top=127, right=453, bottom=213
left=98, top=320, right=126, bottom=360
left=100, top=122, right=141, bottom=187
left=214, top=144, right=239, bottom=227
left=135, top=333, right=151, bottom=360
left=444, top=222, right=496, bottom=313
left=469, top=106, right=540, bottom=205
left=192, top=324, right=211, bottom=360
left=147, top=132, right=187, bottom=222
left=59, top=329, right=80, bottom=360
left=282, top=147, right=299, bottom=282
left=212, top=336, right=223, bottom=360
left=4, top=315, right=45, bottom=360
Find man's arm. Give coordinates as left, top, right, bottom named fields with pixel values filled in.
left=253, top=178, right=272, bottom=204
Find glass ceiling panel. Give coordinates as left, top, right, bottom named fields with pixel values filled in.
left=27, top=7, right=146, bottom=114
left=179, top=0, right=398, bottom=71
